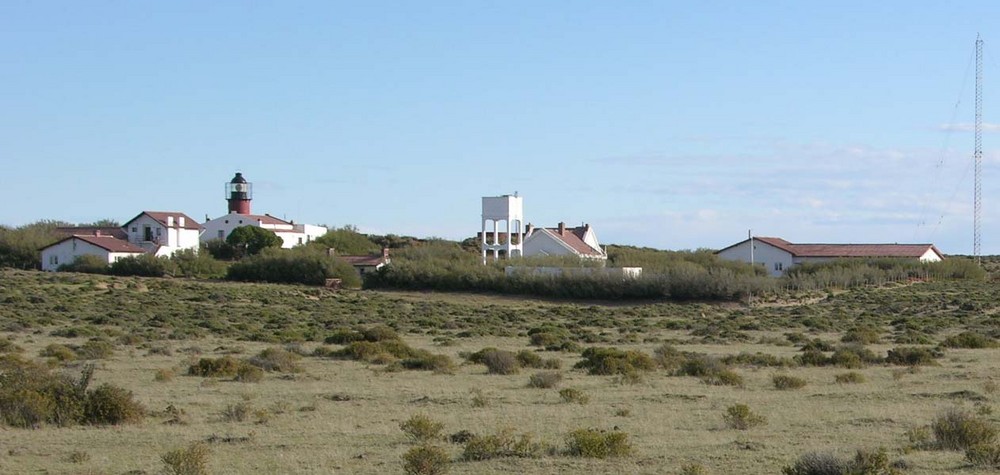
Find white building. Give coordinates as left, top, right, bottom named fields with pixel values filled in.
left=716, top=236, right=945, bottom=277
left=481, top=194, right=525, bottom=263
left=40, top=233, right=146, bottom=271
left=522, top=222, right=607, bottom=260
left=201, top=172, right=328, bottom=248
left=122, top=211, right=202, bottom=257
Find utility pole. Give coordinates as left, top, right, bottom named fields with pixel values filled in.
left=975, top=34, right=983, bottom=265
left=748, top=229, right=753, bottom=306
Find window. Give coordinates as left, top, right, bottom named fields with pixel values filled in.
left=217, top=230, right=224, bottom=239
left=156, top=228, right=162, bottom=237
left=298, top=237, right=303, bottom=245
left=774, top=262, right=784, bottom=271
left=49, top=255, right=58, bottom=265
left=131, top=227, right=137, bottom=232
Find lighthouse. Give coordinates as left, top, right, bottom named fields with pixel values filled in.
left=226, top=172, right=252, bottom=215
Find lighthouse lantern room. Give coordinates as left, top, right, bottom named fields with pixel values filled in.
left=226, top=172, right=253, bottom=215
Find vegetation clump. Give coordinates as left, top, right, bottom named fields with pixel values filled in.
left=162, top=442, right=211, bottom=475
left=403, top=444, right=451, bottom=475
left=558, top=388, right=590, bottom=404
left=723, top=404, right=766, bottom=430
left=574, top=346, right=656, bottom=376
left=247, top=347, right=301, bottom=373
left=940, top=331, right=998, bottom=349
left=781, top=447, right=900, bottom=475
left=834, top=372, right=866, bottom=384
left=565, top=428, right=632, bottom=458
left=528, top=371, right=562, bottom=389
left=885, top=346, right=942, bottom=367
left=931, top=407, right=997, bottom=450
left=401, top=414, right=446, bottom=442
left=462, top=428, right=543, bottom=460
left=772, top=374, right=807, bottom=390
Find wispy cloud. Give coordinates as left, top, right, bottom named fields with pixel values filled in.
left=937, top=122, right=1000, bottom=132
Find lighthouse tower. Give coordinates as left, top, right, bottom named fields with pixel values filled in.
left=226, top=172, right=253, bottom=215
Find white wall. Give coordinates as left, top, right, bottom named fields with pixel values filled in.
left=202, top=214, right=327, bottom=249
left=523, top=230, right=576, bottom=258
left=41, top=239, right=141, bottom=271
left=716, top=239, right=793, bottom=277
left=126, top=214, right=200, bottom=257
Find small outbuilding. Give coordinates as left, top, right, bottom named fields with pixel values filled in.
left=40, top=233, right=146, bottom=271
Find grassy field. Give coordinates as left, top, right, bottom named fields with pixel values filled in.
left=1, top=269, right=999, bottom=474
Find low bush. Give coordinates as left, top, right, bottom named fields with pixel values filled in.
left=109, top=254, right=167, bottom=277
left=841, top=327, right=881, bottom=345
left=675, top=354, right=726, bottom=377
left=701, top=369, right=744, bottom=388
left=234, top=364, right=264, bottom=383
left=932, top=407, right=997, bottom=450
left=941, top=331, right=998, bottom=349
left=40, top=344, right=76, bottom=362
left=403, top=444, right=451, bottom=475
left=248, top=347, right=301, bottom=373
left=966, top=443, right=1000, bottom=469
left=773, top=374, right=807, bottom=390
left=782, top=447, right=900, bottom=475
left=886, top=346, right=942, bottom=366
left=574, top=347, right=656, bottom=376
left=187, top=356, right=244, bottom=377
left=559, top=388, right=590, bottom=405
left=723, top=404, right=766, bottom=430
left=528, top=371, right=562, bottom=389
left=721, top=352, right=795, bottom=368
left=834, top=372, right=866, bottom=384
left=221, top=401, right=252, bottom=422
left=565, top=428, right=632, bottom=458
left=653, top=344, right=687, bottom=371
left=462, top=428, right=543, bottom=460
left=331, top=340, right=454, bottom=373
left=83, top=383, right=145, bottom=425
left=162, top=442, right=211, bottom=475
left=516, top=350, right=544, bottom=368
left=401, top=414, right=445, bottom=442
left=481, top=350, right=519, bottom=375
left=76, top=338, right=115, bottom=360
left=680, top=463, right=709, bottom=475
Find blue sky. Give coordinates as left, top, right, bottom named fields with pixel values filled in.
left=3, top=2, right=1000, bottom=253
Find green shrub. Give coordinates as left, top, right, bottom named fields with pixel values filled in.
left=841, top=327, right=881, bottom=344
left=162, top=442, right=211, bottom=475
left=462, top=428, right=542, bottom=460
left=234, top=364, right=264, bottom=383
left=773, top=374, right=807, bottom=390
left=40, top=344, right=76, bottom=362
left=834, top=372, right=866, bottom=384
left=0, top=357, right=94, bottom=428
left=680, top=463, right=710, bottom=475
left=653, top=344, right=687, bottom=371
left=77, top=338, right=115, bottom=360
left=575, top=347, right=656, bottom=376
left=516, top=349, right=544, bottom=368
left=481, top=349, right=519, bottom=375
left=67, top=450, right=90, bottom=463
left=109, top=254, right=167, bottom=277
left=932, top=408, right=997, bottom=450
left=221, top=401, right=253, bottom=422
left=675, top=354, right=725, bottom=377
left=559, top=388, right=590, bottom=405
left=187, top=356, right=243, bottom=377
left=886, top=346, right=942, bottom=366
left=781, top=448, right=900, bottom=475
left=829, top=345, right=880, bottom=368
left=966, top=443, right=1000, bottom=468
left=83, top=383, right=145, bottom=425
left=403, top=444, right=451, bottom=475
left=723, top=404, right=766, bottom=430
left=702, top=368, right=744, bottom=387
left=565, top=428, right=632, bottom=458
left=941, top=331, right=998, bottom=349
left=226, top=246, right=361, bottom=287
left=58, top=254, right=109, bottom=274
left=248, top=347, right=301, bottom=372
left=721, top=352, right=795, bottom=368
left=401, top=414, right=445, bottom=442
left=528, top=371, right=562, bottom=389
left=0, top=337, right=23, bottom=354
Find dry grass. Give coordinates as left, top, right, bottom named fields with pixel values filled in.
left=0, top=271, right=999, bottom=474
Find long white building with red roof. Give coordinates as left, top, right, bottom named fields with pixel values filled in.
left=716, top=236, right=944, bottom=277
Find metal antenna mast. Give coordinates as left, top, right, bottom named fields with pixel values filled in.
left=975, top=34, right=983, bottom=264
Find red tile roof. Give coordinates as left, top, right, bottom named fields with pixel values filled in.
left=124, top=211, right=202, bottom=230
left=55, top=226, right=128, bottom=240
left=43, top=235, right=146, bottom=254
left=736, top=237, right=943, bottom=260
left=539, top=225, right=604, bottom=256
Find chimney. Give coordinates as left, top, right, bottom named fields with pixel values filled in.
left=584, top=223, right=590, bottom=232
left=327, top=247, right=336, bottom=257
left=179, top=216, right=185, bottom=227
left=167, top=216, right=174, bottom=227
left=526, top=223, right=534, bottom=236
left=94, top=230, right=102, bottom=236
left=558, top=222, right=566, bottom=234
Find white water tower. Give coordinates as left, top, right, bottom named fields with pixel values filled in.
left=481, top=194, right=524, bottom=263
